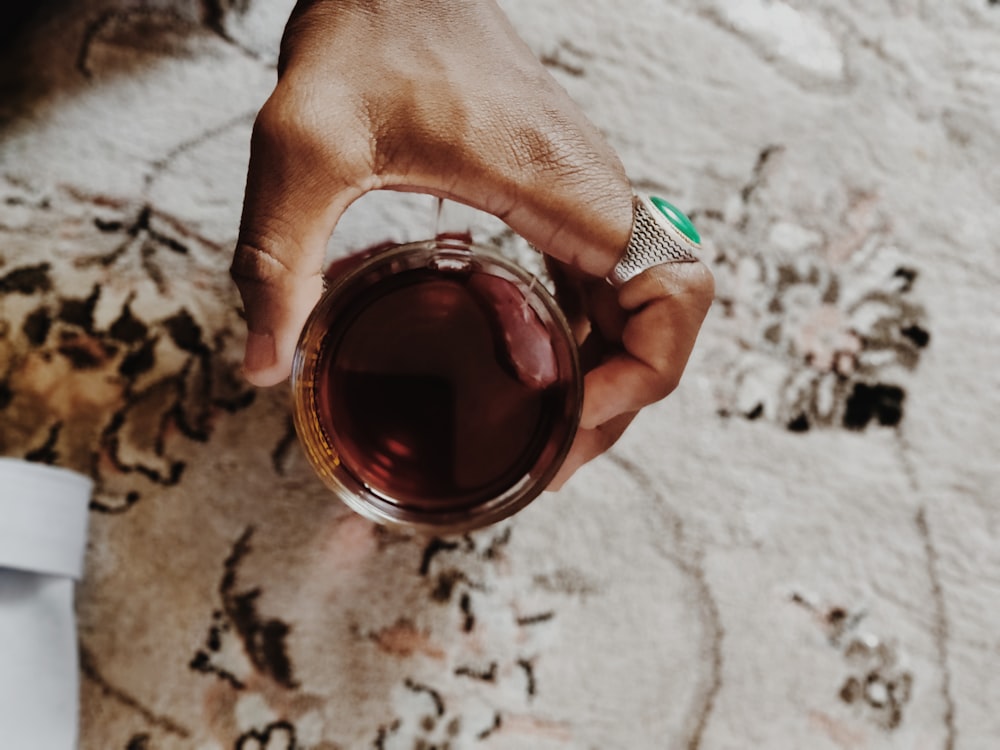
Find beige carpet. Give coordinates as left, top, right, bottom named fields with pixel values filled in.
left=1, top=1, right=999, bottom=748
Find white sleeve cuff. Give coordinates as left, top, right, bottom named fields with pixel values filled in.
left=0, top=458, right=92, bottom=580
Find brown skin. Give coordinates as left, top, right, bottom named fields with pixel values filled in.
left=231, top=0, right=715, bottom=488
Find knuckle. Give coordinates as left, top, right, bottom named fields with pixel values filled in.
left=252, top=87, right=321, bottom=157
left=251, top=84, right=374, bottom=182
left=251, top=92, right=294, bottom=152
left=230, top=238, right=293, bottom=291
left=595, top=425, right=622, bottom=455
left=645, top=260, right=717, bottom=315
left=685, top=261, right=716, bottom=313
left=657, top=368, right=683, bottom=399
left=633, top=353, right=680, bottom=399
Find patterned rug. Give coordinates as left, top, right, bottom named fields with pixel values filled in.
left=2, top=1, right=998, bottom=748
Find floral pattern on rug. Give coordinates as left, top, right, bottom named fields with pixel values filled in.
left=695, top=147, right=931, bottom=432
left=0, top=179, right=253, bottom=512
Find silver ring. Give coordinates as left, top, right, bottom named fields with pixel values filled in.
left=608, top=194, right=701, bottom=287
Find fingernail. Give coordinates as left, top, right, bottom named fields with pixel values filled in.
left=649, top=195, right=701, bottom=245
left=243, top=331, right=276, bottom=374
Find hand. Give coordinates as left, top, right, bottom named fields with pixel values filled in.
left=231, top=0, right=714, bottom=486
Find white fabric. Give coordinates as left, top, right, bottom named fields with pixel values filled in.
left=0, top=458, right=92, bottom=578
left=0, top=459, right=92, bottom=750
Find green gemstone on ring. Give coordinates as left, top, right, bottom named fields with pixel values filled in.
left=650, top=195, right=701, bottom=245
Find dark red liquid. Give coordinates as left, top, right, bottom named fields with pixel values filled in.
left=313, top=268, right=572, bottom=510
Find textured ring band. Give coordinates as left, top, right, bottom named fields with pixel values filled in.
left=608, top=194, right=701, bottom=286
